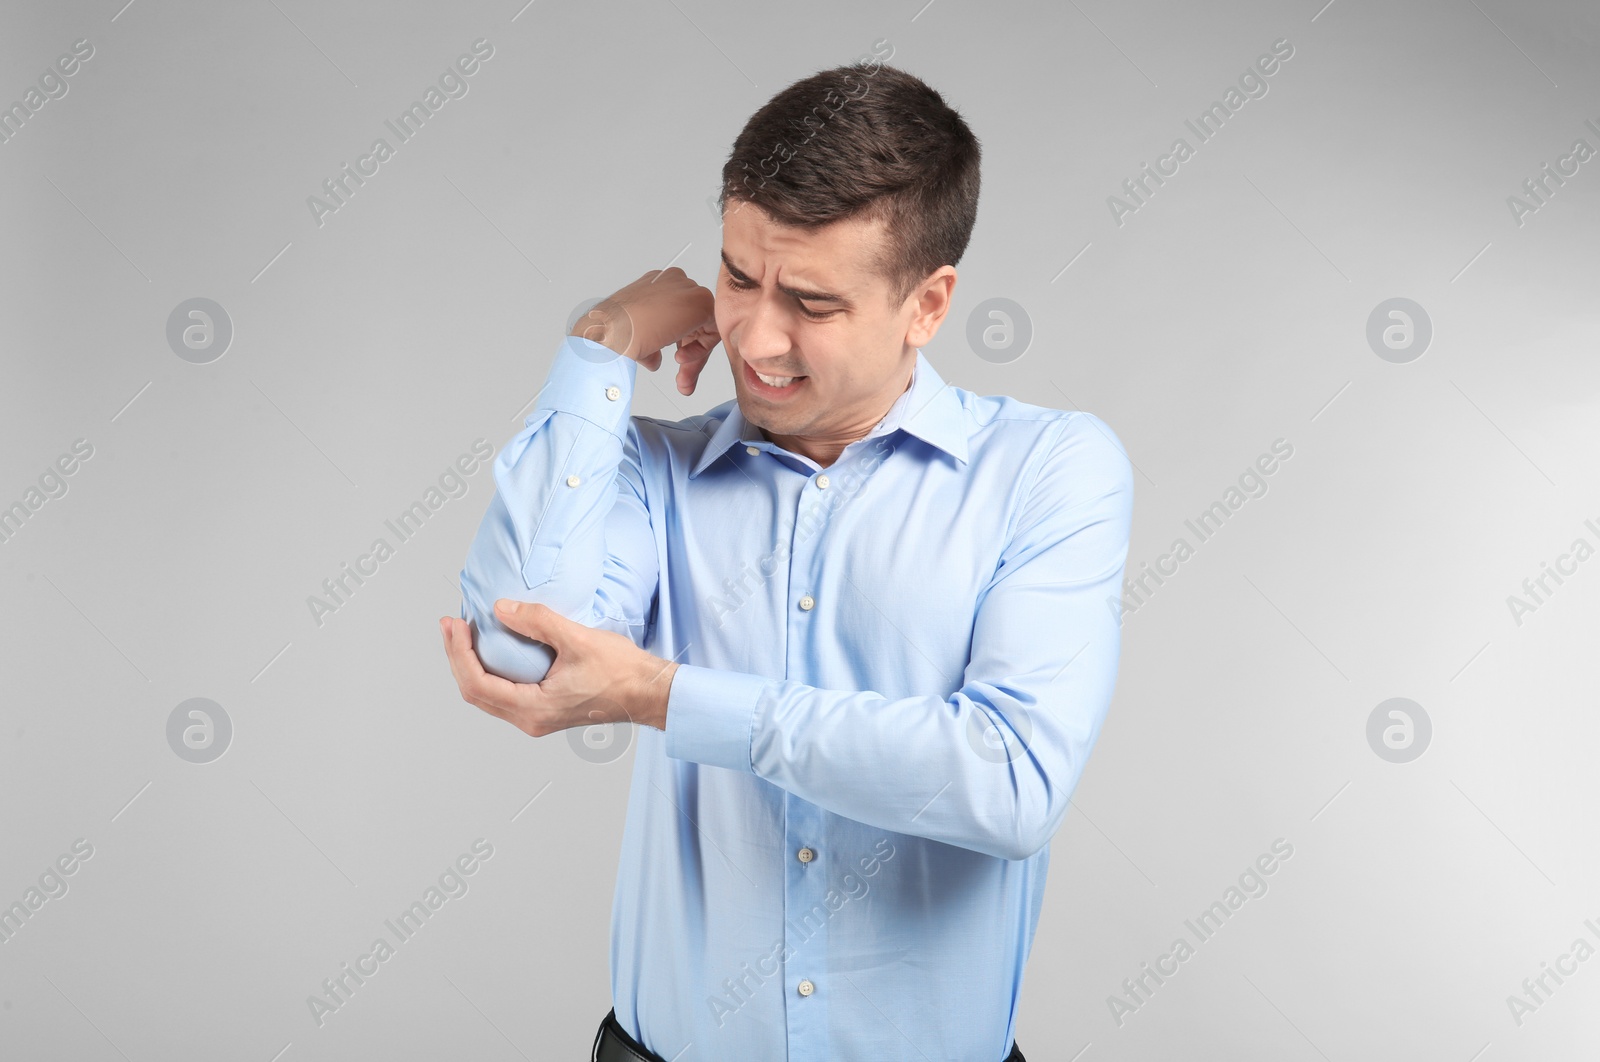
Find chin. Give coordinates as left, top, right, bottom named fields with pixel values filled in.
left=742, top=405, right=778, bottom=428
left=740, top=404, right=787, bottom=434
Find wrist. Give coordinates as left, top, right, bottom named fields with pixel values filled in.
left=570, top=307, right=625, bottom=358
left=630, top=655, right=679, bottom=731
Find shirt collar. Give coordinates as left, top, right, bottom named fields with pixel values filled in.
left=689, top=349, right=969, bottom=479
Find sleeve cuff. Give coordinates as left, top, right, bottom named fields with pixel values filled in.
left=662, top=664, right=768, bottom=773
left=531, top=335, right=638, bottom=438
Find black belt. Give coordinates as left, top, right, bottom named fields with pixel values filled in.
left=593, top=1007, right=1027, bottom=1061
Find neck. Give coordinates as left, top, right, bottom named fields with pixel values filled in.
left=763, top=356, right=915, bottom=468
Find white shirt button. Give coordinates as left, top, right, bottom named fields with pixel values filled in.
left=605, top=386, right=621, bottom=401
left=797, top=979, right=814, bottom=997
left=816, top=474, right=830, bottom=489
left=566, top=475, right=581, bottom=487
left=746, top=445, right=760, bottom=455
left=797, top=847, right=814, bottom=864
left=799, top=594, right=815, bottom=611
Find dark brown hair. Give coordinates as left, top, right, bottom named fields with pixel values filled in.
left=718, top=58, right=982, bottom=309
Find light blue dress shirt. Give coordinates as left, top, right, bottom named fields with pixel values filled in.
left=459, top=334, right=1134, bottom=1061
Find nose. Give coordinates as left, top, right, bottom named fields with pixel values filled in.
left=732, top=288, right=795, bottom=367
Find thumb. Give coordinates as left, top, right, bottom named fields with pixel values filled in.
left=494, top=599, right=561, bottom=639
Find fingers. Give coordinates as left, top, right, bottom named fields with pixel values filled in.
left=438, top=616, right=539, bottom=721
left=676, top=359, right=702, bottom=395
left=682, top=350, right=714, bottom=395
left=673, top=330, right=719, bottom=395
left=438, top=616, right=498, bottom=705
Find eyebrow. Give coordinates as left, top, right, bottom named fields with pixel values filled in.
left=721, top=251, right=853, bottom=308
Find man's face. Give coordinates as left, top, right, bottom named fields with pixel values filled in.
left=714, top=202, right=935, bottom=448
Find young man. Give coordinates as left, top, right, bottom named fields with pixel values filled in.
left=441, top=59, right=1134, bottom=1062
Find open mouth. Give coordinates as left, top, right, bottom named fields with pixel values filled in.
left=744, top=361, right=808, bottom=398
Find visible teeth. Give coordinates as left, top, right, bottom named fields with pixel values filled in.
left=756, top=372, right=800, bottom=387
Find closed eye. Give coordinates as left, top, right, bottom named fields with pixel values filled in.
left=725, top=275, right=837, bottom=320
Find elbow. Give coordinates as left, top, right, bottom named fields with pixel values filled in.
left=1007, top=780, right=1093, bottom=861
left=994, top=826, right=1052, bottom=863
left=962, top=807, right=1052, bottom=862
left=992, top=783, right=1072, bottom=861
left=459, top=570, right=554, bottom=684
left=470, top=614, right=555, bottom=685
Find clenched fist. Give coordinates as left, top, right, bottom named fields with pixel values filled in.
left=570, top=266, right=722, bottom=395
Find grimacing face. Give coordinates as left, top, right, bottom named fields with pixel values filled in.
left=714, top=200, right=956, bottom=465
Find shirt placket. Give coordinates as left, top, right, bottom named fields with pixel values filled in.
left=780, top=463, right=835, bottom=1058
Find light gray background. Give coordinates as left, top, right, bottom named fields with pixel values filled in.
left=3, top=0, right=1598, bottom=1059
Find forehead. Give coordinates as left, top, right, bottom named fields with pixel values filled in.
left=721, top=203, right=887, bottom=289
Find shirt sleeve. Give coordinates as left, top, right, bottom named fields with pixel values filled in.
left=458, top=335, right=660, bottom=685
left=662, top=413, right=1134, bottom=862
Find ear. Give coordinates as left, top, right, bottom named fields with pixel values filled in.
left=905, top=266, right=957, bottom=349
